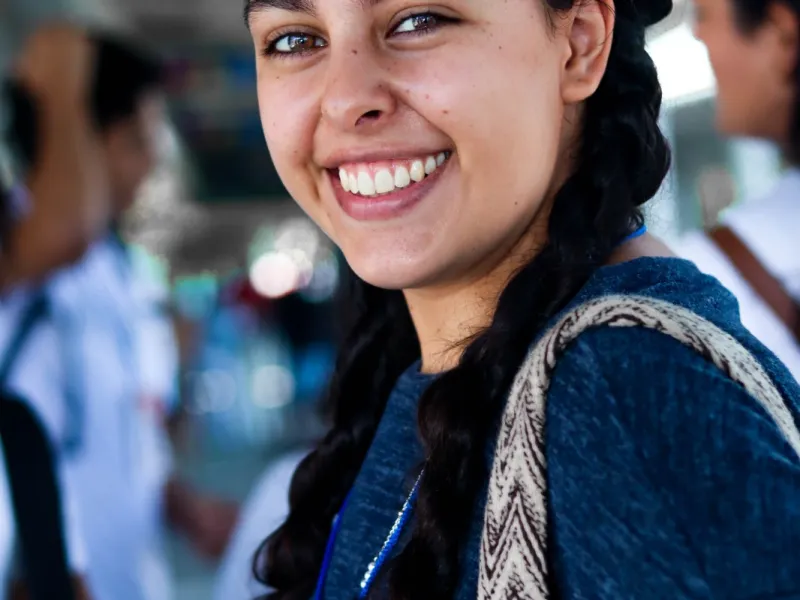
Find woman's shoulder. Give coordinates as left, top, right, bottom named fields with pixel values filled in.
left=541, top=256, right=800, bottom=449
left=559, top=256, right=798, bottom=394
left=488, top=259, right=800, bottom=598
left=534, top=284, right=800, bottom=600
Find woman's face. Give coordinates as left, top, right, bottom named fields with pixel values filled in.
left=693, top=0, right=798, bottom=144
left=248, top=0, right=592, bottom=290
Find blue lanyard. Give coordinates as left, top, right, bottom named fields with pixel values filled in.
left=623, top=224, right=647, bottom=243
left=314, top=472, right=423, bottom=599
left=312, top=492, right=351, bottom=599
left=312, top=224, right=648, bottom=598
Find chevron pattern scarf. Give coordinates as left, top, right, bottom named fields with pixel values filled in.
left=479, top=295, right=800, bottom=600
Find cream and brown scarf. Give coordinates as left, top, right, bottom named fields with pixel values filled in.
left=479, top=295, right=800, bottom=600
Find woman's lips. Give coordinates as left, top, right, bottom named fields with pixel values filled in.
left=329, top=152, right=451, bottom=222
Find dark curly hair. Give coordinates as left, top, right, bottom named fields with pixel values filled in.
left=254, top=0, right=672, bottom=598
left=729, top=0, right=800, bottom=162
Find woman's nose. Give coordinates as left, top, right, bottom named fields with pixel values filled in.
left=320, top=47, right=398, bottom=132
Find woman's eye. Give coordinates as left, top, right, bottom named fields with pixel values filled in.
left=268, top=33, right=327, bottom=56
left=392, top=13, right=443, bottom=35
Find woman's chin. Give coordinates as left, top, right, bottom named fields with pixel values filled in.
left=349, top=266, right=421, bottom=292
left=346, top=256, right=441, bottom=292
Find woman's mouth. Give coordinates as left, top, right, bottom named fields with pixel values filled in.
left=329, top=151, right=452, bottom=222
left=336, top=151, right=450, bottom=197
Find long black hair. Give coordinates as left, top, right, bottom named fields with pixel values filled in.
left=255, top=0, right=672, bottom=598
left=729, top=0, right=800, bottom=162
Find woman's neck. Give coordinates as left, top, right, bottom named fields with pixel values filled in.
left=403, top=203, right=554, bottom=374
left=404, top=231, right=542, bottom=374
left=405, top=287, right=496, bottom=373
left=406, top=232, right=672, bottom=374
left=404, top=277, right=499, bottom=375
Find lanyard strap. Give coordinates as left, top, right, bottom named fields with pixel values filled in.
left=623, top=224, right=647, bottom=243
left=358, top=472, right=422, bottom=598
left=314, top=471, right=423, bottom=600
left=312, top=492, right=352, bottom=599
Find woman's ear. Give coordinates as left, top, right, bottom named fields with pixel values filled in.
left=560, top=0, right=616, bottom=104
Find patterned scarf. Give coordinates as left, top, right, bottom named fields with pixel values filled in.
left=479, top=295, right=800, bottom=599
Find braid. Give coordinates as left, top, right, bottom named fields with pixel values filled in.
left=254, top=270, right=420, bottom=598
left=386, top=4, right=670, bottom=599
left=256, top=1, right=671, bottom=598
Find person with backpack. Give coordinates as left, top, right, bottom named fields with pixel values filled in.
left=2, top=24, right=239, bottom=600
left=0, top=25, right=99, bottom=600
left=679, top=0, right=800, bottom=379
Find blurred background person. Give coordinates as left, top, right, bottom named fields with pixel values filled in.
left=0, top=25, right=100, bottom=600
left=4, top=26, right=239, bottom=600
left=212, top=445, right=310, bottom=600
left=677, top=0, right=800, bottom=378
left=0, top=27, right=108, bottom=287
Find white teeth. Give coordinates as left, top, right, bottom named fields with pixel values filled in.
left=338, top=152, right=449, bottom=197
left=424, top=156, right=437, bottom=175
left=357, top=171, right=376, bottom=196
left=410, top=160, right=425, bottom=182
left=374, top=169, right=395, bottom=194
left=394, top=166, right=411, bottom=188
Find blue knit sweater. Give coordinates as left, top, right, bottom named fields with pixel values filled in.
left=322, top=257, right=800, bottom=600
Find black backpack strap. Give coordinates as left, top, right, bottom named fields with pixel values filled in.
left=0, top=292, right=76, bottom=600
left=0, top=292, right=48, bottom=382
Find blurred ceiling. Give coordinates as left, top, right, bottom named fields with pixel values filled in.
left=126, top=0, right=251, bottom=47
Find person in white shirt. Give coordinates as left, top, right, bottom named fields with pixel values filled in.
left=4, top=26, right=238, bottom=600
left=0, top=284, right=89, bottom=598
left=213, top=448, right=310, bottom=600
left=1, top=25, right=101, bottom=599
left=679, top=0, right=800, bottom=379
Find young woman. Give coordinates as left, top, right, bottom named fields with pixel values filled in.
left=245, top=0, right=800, bottom=598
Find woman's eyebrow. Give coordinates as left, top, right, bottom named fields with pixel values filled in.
left=245, top=0, right=317, bottom=27
left=245, top=0, right=391, bottom=25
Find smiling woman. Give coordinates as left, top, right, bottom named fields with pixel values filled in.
left=244, top=1, right=800, bottom=599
